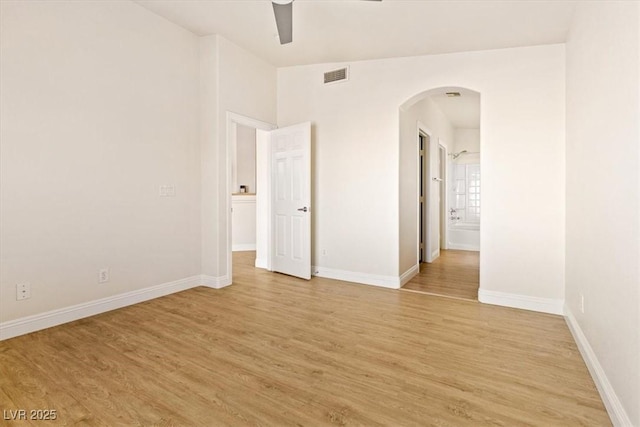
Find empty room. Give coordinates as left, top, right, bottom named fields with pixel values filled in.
left=1, top=0, right=638, bottom=425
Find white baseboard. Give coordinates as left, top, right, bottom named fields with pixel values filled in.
left=200, top=274, right=232, bottom=289
left=478, top=289, right=564, bottom=315
left=565, top=308, right=631, bottom=426
left=0, top=275, right=206, bottom=341
left=400, top=264, right=420, bottom=286
left=448, top=243, right=480, bottom=251
left=232, top=244, right=256, bottom=252
left=312, top=266, right=400, bottom=289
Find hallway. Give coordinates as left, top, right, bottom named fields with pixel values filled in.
left=402, top=249, right=479, bottom=300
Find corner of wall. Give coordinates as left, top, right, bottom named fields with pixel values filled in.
left=200, top=274, right=232, bottom=289
left=199, top=34, right=221, bottom=278
left=478, top=289, right=564, bottom=315
left=564, top=306, right=633, bottom=426
left=399, top=264, right=420, bottom=287
left=313, top=266, right=401, bottom=290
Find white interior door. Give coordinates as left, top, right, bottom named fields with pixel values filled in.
left=271, top=122, right=311, bottom=280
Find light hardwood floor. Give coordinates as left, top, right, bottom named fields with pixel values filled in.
left=402, top=250, right=480, bottom=300
left=0, top=251, right=609, bottom=426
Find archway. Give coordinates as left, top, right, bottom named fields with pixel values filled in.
left=398, top=86, right=481, bottom=300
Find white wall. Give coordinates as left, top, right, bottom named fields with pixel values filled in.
left=453, top=128, right=480, bottom=164
left=278, top=63, right=401, bottom=283
left=199, top=35, right=277, bottom=280
left=279, top=44, right=565, bottom=302
left=0, top=1, right=201, bottom=322
left=199, top=35, right=219, bottom=279
left=565, top=2, right=640, bottom=425
left=217, top=37, right=277, bottom=280
left=234, top=124, right=257, bottom=194
left=399, top=96, right=454, bottom=274
left=231, top=124, right=257, bottom=252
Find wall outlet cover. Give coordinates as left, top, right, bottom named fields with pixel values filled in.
left=16, top=283, right=31, bottom=301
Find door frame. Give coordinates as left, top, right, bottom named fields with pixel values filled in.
left=417, top=123, right=434, bottom=264
left=438, top=142, right=449, bottom=251
left=226, top=112, right=276, bottom=281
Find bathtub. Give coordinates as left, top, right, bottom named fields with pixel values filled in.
left=447, top=222, right=480, bottom=251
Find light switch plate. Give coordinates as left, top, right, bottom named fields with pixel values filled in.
left=159, top=185, right=176, bottom=197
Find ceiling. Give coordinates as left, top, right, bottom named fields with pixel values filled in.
left=430, top=89, right=480, bottom=129
left=134, top=0, right=577, bottom=68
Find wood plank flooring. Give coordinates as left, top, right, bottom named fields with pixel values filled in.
left=402, top=250, right=480, bottom=300
left=0, top=251, right=609, bottom=426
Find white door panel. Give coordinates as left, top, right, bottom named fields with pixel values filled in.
left=271, top=122, right=311, bottom=280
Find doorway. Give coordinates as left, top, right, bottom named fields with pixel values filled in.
left=226, top=113, right=275, bottom=281
left=419, top=132, right=429, bottom=263
left=399, top=87, right=481, bottom=301
left=231, top=123, right=257, bottom=253
left=417, top=126, right=442, bottom=264
left=226, top=114, right=312, bottom=283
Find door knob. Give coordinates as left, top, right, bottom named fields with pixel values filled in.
left=297, top=207, right=308, bottom=212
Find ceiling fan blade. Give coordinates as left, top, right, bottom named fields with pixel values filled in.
left=272, top=1, right=293, bottom=45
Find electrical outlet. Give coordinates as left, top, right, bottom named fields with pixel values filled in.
left=321, top=249, right=327, bottom=256
left=99, top=268, right=110, bottom=284
left=580, top=293, right=585, bottom=314
left=16, top=283, right=31, bottom=301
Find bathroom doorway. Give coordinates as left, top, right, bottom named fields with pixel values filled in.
left=419, top=132, right=429, bottom=263
left=400, top=87, right=480, bottom=301
left=418, top=129, right=444, bottom=264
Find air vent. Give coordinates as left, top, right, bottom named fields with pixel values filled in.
left=446, top=92, right=461, bottom=97
left=324, top=67, right=349, bottom=84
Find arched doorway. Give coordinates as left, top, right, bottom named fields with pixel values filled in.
left=398, top=87, right=481, bottom=300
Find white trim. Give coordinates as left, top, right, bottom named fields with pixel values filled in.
left=231, top=194, right=257, bottom=202
left=313, top=266, right=400, bottom=289
left=478, top=289, right=564, bottom=315
left=565, top=308, right=631, bottom=426
left=255, top=129, right=272, bottom=272
left=230, top=121, right=239, bottom=193
left=0, top=275, right=206, bottom=341
left=232, top=244, right=256, bottom=252
left=417, top=124, right=435, bottom=264
left=448, top=242, right=480, bottom=251
left=401, top=287, right=477, bottom=303
left=200, top=274, right=232, bottom=289
left=399, top=264, right=420, bottom=286
left=438, top=141, right=449, bottom=251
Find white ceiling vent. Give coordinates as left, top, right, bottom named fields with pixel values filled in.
left=324, top=67, right=349, bottom=84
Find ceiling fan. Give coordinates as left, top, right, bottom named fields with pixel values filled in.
left=271, top=0, right=382, bottom=45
